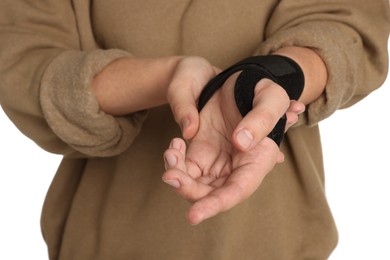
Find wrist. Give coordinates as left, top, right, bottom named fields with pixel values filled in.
left=92, top=55, right=183, bottom=116
left=272, top=46, right=328, bottom=105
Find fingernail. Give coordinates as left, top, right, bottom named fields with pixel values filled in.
left=164, top=154, right=177, bottom=167
left=236, top=129, right=253, bottom=149
left=164, top=179, right=181, bottom=189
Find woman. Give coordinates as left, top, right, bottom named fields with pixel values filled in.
left=0, top=0, right=388, bottom=259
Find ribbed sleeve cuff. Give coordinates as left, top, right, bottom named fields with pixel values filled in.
left=40, top=49, right=147, bottom=157
left=255, top=21, right=363, bottom=126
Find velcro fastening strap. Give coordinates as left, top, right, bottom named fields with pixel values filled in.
left=198, top=55, right=305, bottom=146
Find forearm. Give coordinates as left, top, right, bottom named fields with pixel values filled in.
left=92, top=56, right=183, bottom=116
left=273, top=46, right=328, bottom=105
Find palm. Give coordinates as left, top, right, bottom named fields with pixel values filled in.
left=163, top=77, right=280, bottom=225
left=184, top=124, right=277, bottom=199
left=184, top=90, right=245, bottom=187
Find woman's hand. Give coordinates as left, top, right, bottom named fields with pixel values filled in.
left=163, top=72, right=305, bottom=225
left=165, top=57, right=220, bottom=139
left=92, top=56, right=219, bottom=116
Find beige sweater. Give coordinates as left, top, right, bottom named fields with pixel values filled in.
left=0, top=0, right=389, bottom=259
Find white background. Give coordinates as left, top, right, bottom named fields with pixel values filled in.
left=1, top=56, right=389, bottom=259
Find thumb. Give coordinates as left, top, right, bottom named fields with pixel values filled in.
left=167, top=57, right=218, bottom=139
left=169, top=95, right=200, bottom=139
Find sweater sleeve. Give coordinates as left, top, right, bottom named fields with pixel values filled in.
left=255, top=0, right=389, bottom=126
left=0, top=0, right=147, bottom=158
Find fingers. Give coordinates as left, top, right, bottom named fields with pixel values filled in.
left=276, top=151, right=285, bottom=163
left=167, top=57, right=217, bottom=139
left=169, top=94, right=200, bottom=140
left=287, top=100, right=306, bottom=114
left=285, top=100, right=305, bottom=130
left=162, top=135, right=280, bottom=225
left=187, top=183, right=244, bottom=225
left=187, top=138, right=279, bottom=225
left=162, top=138, right=214, bottom=201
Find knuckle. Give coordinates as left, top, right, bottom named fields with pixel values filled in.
left=171, top=103, right=183, bottom=115
left=171, top=103, right=190, bottom=119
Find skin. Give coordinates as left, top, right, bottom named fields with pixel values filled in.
left=92, top=46, right=327, bottom=225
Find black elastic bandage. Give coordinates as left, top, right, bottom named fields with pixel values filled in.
left=197, top=55, right=305, bottom=146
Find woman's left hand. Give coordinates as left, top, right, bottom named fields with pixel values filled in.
left=163, top=72, right=305, bottom=225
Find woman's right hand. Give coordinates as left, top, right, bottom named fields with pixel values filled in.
left=92, top=56, right=218, bottom=123
left=166, top=56, right=220, bottom=139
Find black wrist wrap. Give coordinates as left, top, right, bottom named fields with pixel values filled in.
left=198, top=55, right=305, bottom=146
